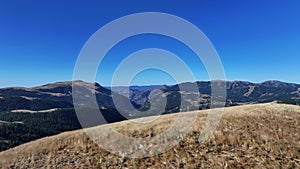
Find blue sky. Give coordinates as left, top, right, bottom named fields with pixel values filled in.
left=0, top=0, right=300, bottom=87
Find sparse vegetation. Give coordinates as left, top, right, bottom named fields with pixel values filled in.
left=0, top=103, right=299, bottom=168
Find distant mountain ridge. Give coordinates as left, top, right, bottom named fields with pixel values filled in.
left=0, top=80, right=300, bottom=113
left=0, top=80, right=118, bottom=112
left=113, top=80, right=300, bottom=112
left=106, top=85, right=163, bottom=91
left=0, top=80, right=300, bottom=152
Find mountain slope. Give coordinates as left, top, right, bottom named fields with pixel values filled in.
left=128, top=80, right=300, bottom=111
left=0, top=97, right=73, bottom=111
left=0, top=81, right=126, bottom=111
left=0, top=103, right=299, bottom=168
left=1, top=80, right=300, bottom=113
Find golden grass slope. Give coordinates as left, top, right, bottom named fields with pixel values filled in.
left=0, top=103, right=299, bottom=168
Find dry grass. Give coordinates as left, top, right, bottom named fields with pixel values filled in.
left=0, top=103, right=299, bottom=168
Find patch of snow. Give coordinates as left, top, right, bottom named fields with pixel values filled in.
left=244, top=86, right=255, bottom=97
left=10, top=108, right=59, bottom=113
left=38, top=108, right=59, bottom=113
left=12, top=121, right=24, bottom=124
left=43, top=92, right=68, bottom=97
left=20, top=96, right=34, bottom=100
left=10, top=109, right=36, bottom=113
left=0, top=120, right=10, bottom=124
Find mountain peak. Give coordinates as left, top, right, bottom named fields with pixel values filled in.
left=260, top=80, right=291, bottom=88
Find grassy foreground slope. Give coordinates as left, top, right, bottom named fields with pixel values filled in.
left=0, top=103, right=299, bottom=168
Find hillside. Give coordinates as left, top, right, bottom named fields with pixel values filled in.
left=0, top=107, right=127, bottom=151
left=0, top=103, right=299, bottom=168
left=0, top=80, right=124, bottom=111
left=128, top=80, right=300, bottom=111
left=1, top=80, right=300, bottom=113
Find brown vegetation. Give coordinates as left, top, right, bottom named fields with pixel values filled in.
left=0, top=103, right=299, bottom=168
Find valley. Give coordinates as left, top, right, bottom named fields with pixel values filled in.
left=0, top=80, right=300, bottom=152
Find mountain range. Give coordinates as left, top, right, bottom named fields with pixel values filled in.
left=1, top=80, right=300, bottom=113
left=0, top=80, right=300, bottom=152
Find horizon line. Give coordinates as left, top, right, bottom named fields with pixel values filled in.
left=1, top=79, right=299, bottom=89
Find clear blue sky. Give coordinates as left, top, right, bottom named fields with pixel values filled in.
left=0, top=0, right=300, bottom=87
